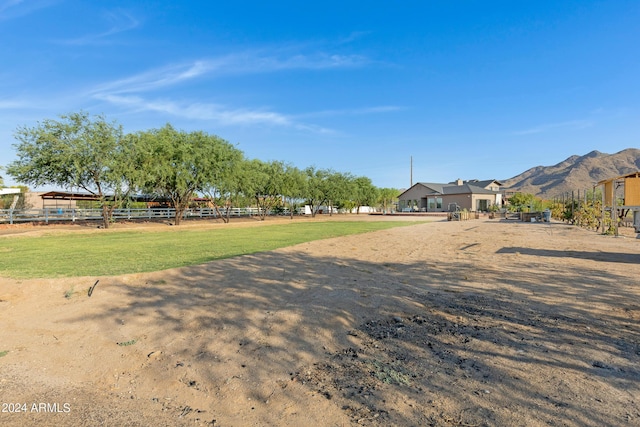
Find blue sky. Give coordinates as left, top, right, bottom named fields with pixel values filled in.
left=1, top=0, right=638, bottom=189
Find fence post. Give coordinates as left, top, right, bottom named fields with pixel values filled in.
left=612, top=181, right=619, bottom=237
left=571, top=191, right=574, bottom=219
left=9, top=209, right=13, bottom=225
left=600, top=185, right=605, bottom=234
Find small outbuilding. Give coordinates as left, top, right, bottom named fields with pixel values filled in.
left=597, top=171, right=640, bottom=236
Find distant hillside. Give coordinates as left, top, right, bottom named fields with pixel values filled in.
left=502, top=148, right=640, bottom=198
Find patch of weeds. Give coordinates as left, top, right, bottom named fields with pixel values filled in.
left=368, top=360, right=412, bottom=386
left=0, top=350, right=9, bottom=358
left=64, top=286, right=75, bottom=299
left=117, top=339, right=137, bottom=347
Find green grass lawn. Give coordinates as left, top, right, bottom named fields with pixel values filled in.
left=0, top=221, right=422, bottom=279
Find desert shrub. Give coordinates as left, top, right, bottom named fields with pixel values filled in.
left=573, top=202, right=601, bottom=230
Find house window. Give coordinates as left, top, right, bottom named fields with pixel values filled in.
left=427, top=197, right=442, bottom=210
left=477, top=199, right=489, bottom=211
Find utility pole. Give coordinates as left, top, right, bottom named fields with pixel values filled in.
left=410, top=156, right=413, bottom=187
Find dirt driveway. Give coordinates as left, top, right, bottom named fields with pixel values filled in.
left=1, top=217, right=639, bottom=426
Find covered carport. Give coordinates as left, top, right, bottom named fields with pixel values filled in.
left=39, top=191, right=100, bottom=209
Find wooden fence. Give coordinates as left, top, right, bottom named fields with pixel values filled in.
left=0, top=207, right=285, bottom=225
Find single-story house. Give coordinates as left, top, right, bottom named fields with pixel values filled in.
left=398, top=179, right=503, bottom=212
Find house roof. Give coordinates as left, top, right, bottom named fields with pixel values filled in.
left=441, top=183, right=500, bottom=195
left=463, top=179, right=503, bottom=187
left=596, top=171, right=640, bottom=186
left=417, top=182, right=446, bottom=193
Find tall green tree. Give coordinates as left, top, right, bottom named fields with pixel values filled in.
left=351, top=176, right=378, bottom=214
left=134, top=124, right=241, bottom=225
left=325, top=171, right=354, bottom=216
left=377, top=187, right=399, bottom=213
left=304, top=166, right=330, bottom=217
left=508, top=192, right=537, bottom=212
left=242, top=159, right=286, bottom=221
left=282, top=164, right=306, bottom=219
left=202, top=156, right=246, bottom=223
left=7, top=112, right=134, bottom=228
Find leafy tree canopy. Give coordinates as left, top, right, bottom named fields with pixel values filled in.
left=281, top=164, right=306, bottom=218
left=304, top=166, right=330, bottom=217
left=7, top=112, right=405, bottom=224
left=508, top=192, right=538, bottom=212
left=6, top=111, right=131, bottom=228
left=133, top=124, right=242, bottom=225
left=377, top=187, right=400, bottom=213
left=351, top=176, right=378, bottom=213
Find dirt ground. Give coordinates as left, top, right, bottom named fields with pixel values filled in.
left=1, top=216, right=639, bottom=426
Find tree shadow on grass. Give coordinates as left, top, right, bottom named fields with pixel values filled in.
left=66, top=241, right=640, bottom=426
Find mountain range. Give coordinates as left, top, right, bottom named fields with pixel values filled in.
left=502, top=148, right=640, bottom=198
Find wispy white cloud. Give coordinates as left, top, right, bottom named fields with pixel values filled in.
left=92, top=50, right=368, bottom=96
left=0, top=0, right=55, bottom=20
left=95, top=93, right=336, bottom=133
left=247, top=51, right=369, bottom=71
left=53, top=9, right=140, bottom=45
left=90, top=49, right=377, bottom=130
left=337, top=31, right=372, bottom=44
left=95, top=93, right=289, bottom=126
left=295, top=105, right=404, bottom=119
left=0, top=95, right=59, bottom=111
left=513, top=119, right=593, bottom=136
left=91, top=61, right=214, bottom=95
left=0, top=99, right=28, bottom=109
left=0, top=0, right=23, bottom=13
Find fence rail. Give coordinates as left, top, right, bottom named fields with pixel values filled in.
left=0, top=207, right=285, bottom=224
